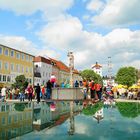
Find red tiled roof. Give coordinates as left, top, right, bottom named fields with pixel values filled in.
left=50, top=58, right=70, bottom=72
left=73, top=69, right=79, bottom=74
left=34, top=56, right=51, bottom=64
left=92, top=62, right=102, bottom=69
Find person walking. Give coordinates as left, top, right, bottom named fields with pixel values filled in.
left=35, top=83, right=41, bottom=103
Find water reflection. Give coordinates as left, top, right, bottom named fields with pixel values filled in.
left=0, top=102, right=33, bottom=140
left=93, top=108, right=104, bottom=123
left=116, top=102, right=140, bottom=118
left=1, top=101, right=140, bottom=139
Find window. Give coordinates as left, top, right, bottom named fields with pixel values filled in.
left=26, top=67, right=28, bottom=73
left=22, top=53, right=24, bottom=60
left=0, top=74, right=2, bottom=81
left=6, top=105, right=10, bottom=111
left=11, top=63, right=14, bottom=71
left=0, top=47, right=2, bottom=54
left=30, top=56, right=33, bottom=62
left=4, top=49, right=8, bottom=56
left=1, top=106, right=5, bottom=111
left=0, top=61, right=2, bottom=69
left=4, top=62, right=9, bottom=70
left=11, top=50, right=14, bottom=57
left=19, top=114, right=22, bottom=121
left=14, top=115, right=17, bottom=123
left=26, top=55, right=29, bottom=61
left=7, top=76, right=11, bottom=82
left=16, top=64, right=20, bottom=72
left=16, top=53, right=20, bottom=59
left=3, top=75, right=6, bottom=82
left=30, top=68, right=32, bottom=73
left=8, top=116, right=11, bottom=124
left=21, top=66, right=24, bottom=73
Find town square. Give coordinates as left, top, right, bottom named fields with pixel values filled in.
left=0, top=0, right=140, bottom=140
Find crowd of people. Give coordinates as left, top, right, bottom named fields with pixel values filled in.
left=1, top=78, right=140, bottom=103
left=0, top=79, right=54, bottom=103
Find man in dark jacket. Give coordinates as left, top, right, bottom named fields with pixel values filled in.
left=35, top=83, right=41, bottom=103
left=46, top=80, right=52, bottom=99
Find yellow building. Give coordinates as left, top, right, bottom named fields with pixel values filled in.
left=0, top=102, right=33, bottom=139
left=0, top=44, right=34, bottom=88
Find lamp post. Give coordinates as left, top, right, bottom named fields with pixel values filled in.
left=67, top=51, right=75, bottom=135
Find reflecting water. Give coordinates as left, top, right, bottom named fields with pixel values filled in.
left=19, top=102, right=140, bottom=140
left=1, top=101, right=140, bottom=140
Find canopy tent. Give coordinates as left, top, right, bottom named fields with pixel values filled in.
left=116, top=84, right=127, bottom=89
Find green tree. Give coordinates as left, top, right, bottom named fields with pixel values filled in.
left=115, top=67, right=138, bottom=87
left=116, top=102, right=140, bottom=118
left=80, top=69, right=102, bottom=84
left=12, top=75, right=28, bottom=92
left=82, top=102, right=103, bottom=116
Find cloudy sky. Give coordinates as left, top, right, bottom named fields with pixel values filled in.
left=0, top=0, right=140, bottom=75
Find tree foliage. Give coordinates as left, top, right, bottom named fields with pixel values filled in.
left=82, top=102, right=103, bottom=116
left=116, top=102, right=140, bottom=118
left=12, top=75, right=28, bottom=92
left=14, top=103, right=28, bottom=111
left=115, top=67, right=138, bottom=87
left=80, top=69, right=102, bottom=84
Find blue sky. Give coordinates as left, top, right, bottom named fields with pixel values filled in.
left=0, top=0, right=140, bottom=76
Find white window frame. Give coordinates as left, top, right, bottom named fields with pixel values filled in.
left=16, top=52, right=20, bottom=59
left=0, top=47, right=2, bottom=55
left=11, top=63, right=14, bottom=71
left=11, top=50, right=14, bottom=57
left=4, top=49, right=9, bottom=56
left=4, top=62, right=9, bottom=70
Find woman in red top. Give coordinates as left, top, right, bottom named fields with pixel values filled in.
left=89, top=80, right=96, bottom=100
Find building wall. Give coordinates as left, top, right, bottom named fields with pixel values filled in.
left=73, top=73, right=82, bottom=82
left=34, top=61, right=52, bottom=85
left=59, top=71, right=70, bottom=84
left=93, top=67, right=102, bottom=77
left=0, top=102, right=33, bottom=140
left=52, top=65, right=59, bottom=84
left=0, top=45, right=34, bottom=87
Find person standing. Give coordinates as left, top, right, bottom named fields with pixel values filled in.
left=82, top=80, right=88, bottom=100
left=95, top=83, right=101, bottom=100
left=27, top=84, right=33, bottom=102
left=35, top=83, right=41, bottom=103
left=74, top=80, right=79, bottom=87
left=89, top=80, right=96, bottom=100
left=1, top=86, right=7, bottom=102
left=46, top=80, right=52, bottom=99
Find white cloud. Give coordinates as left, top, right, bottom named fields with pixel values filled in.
left=92, top=0, right=140, bottom=26
left=0, top=0, right=74, bottom=17
left=86, top=0, right=104, bottom=12
left=37, top=15, right=83, bottom=51
left=37, top=16, right=140, bottom=74
left=1, top=0, right=140, bottom=75
left=0, top=35, right=38, bottom=55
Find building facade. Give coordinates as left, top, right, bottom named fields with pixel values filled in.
left=34, top=56, right=52, bottom=86
left=91, top=62, right=102, bottom=77
left=0, top=102, right=33, bottom=139
left=0, top=44, right=34, bottom=88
